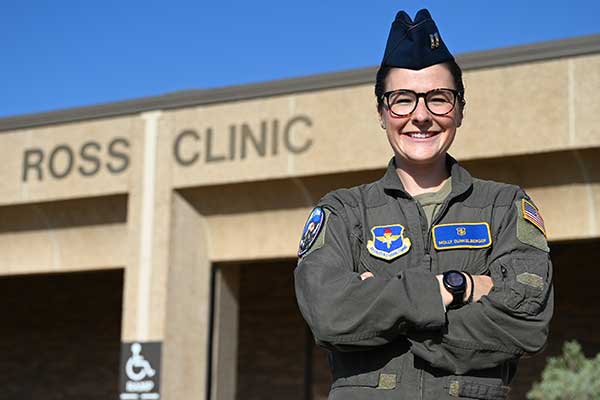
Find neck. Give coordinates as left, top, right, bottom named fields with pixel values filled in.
left=394, top=155, right=450, bottom=196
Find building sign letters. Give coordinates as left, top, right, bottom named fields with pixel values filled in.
left=20, top=114, right=314, bottom=182
left=21, top=137, right=130, bottom=182
left=173, top=115, right=313, bottom=166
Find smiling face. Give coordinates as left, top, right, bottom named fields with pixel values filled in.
left=380, top=63, right=463, bottom=167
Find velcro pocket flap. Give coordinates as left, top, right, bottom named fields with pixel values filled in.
left=446, top=377, right=510, bottom=399
left=331, top=371, right=396, bottom=390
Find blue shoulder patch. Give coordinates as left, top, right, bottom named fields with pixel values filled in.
left=432, top=222, right=492, bottom=250
left=298, top=207, right=325, bottom=257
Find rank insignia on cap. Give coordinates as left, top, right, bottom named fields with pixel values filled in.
left=521, top=199, right=546, bottom=236
left=298, top=207, right=325, bottom=257
left=429, top=32, right=440, bottom=49
left=367, top=224, right=411, bottom=261
left=380, top=9, right=454, bottom=70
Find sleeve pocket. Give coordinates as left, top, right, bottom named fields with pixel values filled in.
left=503, top=256, right=551, bottom=316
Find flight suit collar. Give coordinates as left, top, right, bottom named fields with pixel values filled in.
left=381, top=154, right=473, bottom=199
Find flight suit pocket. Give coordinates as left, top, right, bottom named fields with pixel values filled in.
left=331, top=371, right=397, bottom=390
left=503, top=256, right=550, bottom=316
left=445, top=377, right=510, bottom=399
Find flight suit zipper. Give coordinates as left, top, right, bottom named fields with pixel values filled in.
left=425, top=198, right=452, bottom=253
left=413, top=201, right=433, bottom=272
left=413, top=197, right=452, bottom=272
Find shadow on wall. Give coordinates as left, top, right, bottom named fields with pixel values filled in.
left=179, top=149, right=600, bottom=217
left=0, top=194, right=127, bottom=234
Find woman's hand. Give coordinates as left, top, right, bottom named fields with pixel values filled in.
left=471, top=275, right=493, bottom=302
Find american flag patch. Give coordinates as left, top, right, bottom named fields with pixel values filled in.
left=521, top=199, right=546, bottom=236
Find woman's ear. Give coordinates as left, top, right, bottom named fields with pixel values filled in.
left=378, top=108, right=387, bottom=130
left=456, top=106, right=464, bottom=128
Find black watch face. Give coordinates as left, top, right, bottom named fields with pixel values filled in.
left=445, top=272, right=465, bottom=289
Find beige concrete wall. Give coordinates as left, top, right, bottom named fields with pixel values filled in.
left=161, top=191, right=212, bottom=400
left=122, top=112, right=173, bottom=342
left=572, top=55, right=600, bottom=147
left=0, top=195, right=127, bottom=275
left=455, top=54, right=600, bottom=159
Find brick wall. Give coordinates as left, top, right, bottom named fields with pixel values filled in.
left=0, top=269, right=123, bottom=400
left=236, top=262, right=307, bottom=400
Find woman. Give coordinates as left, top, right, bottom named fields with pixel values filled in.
left=294, top=9, right=553, bottom=400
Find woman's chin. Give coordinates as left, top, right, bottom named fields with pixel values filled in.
left=395, top=150, right=445, bottom=166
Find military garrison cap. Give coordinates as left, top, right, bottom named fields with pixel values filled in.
left=381, top=9, right=454, bottom=70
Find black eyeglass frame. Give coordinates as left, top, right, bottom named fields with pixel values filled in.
left=381, top=88, right=464, bottom=117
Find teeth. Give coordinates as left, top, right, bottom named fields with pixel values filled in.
left=409, top=132, right=433, bottom=139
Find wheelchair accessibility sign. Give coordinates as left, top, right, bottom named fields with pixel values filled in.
left=119, top=342, right=161, bottom=400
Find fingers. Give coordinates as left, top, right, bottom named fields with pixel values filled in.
left=436, top=274, right=453, bottom=307
left=472, top=275, right=494, bottom=302
left=360, top=271, right=374, bottom=280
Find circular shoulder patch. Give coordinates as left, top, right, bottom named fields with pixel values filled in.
left=298, top=207, right=325, bottom=257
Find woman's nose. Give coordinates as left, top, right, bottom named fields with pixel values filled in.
left=411, top=98, right=432, bottom=123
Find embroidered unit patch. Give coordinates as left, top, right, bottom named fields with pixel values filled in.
left=432, top=222, right=492, bottom=250
left=298, top=207, right=325, bottom=257
left=521, top=199, right=546, bottom=236
left=367, top=224, right=411, bottom=260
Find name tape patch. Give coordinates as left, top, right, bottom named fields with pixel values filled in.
left=367, top=224, right=411, bottom=261
left=432, top=222, right=492, bottom=250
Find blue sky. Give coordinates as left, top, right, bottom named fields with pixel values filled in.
left=2, top=0, right=599, bottom=118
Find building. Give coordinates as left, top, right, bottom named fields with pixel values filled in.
left=1, top=34, right=599, bottom=400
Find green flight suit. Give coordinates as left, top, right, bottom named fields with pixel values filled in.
left=294, top=155, right=553, bottom=400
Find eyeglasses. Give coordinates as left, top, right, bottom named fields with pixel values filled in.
left=381, top=88, right=463, bottom=117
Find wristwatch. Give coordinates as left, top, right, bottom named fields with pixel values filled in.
left=442, top=270, right=467, bottom=309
